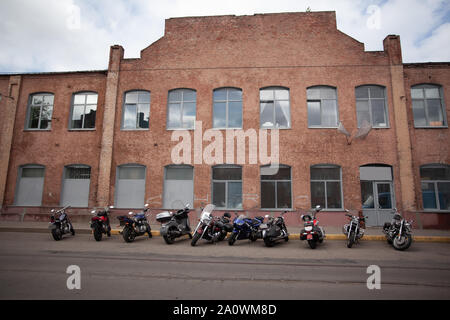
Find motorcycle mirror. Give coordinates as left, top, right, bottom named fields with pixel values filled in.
left=144, top=203, right=149, bottom=208
left=128, top=212, right=133, bottom=215
left=315, top=205, right=321, bottom=210
left=265, top=214, right=270, bottom=218
left=185, top=203, right=190, bottom=208
left=109, top=205, right=114, bottom=209
left=51, top=209, right=55, bottom=213
left=91, top=210, right=96, bottom=214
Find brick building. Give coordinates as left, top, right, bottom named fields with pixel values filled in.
left=0, top=11, right=449, bottom=229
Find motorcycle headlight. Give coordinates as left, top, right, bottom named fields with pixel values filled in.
left=236, top=220, right=244, bottom=226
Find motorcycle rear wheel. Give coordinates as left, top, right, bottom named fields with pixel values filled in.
left=228, top=232, right=237, bottom=246
left=93, top=227, right=103, bottom=242
left=191, top=232, right=201, bottom=246
left=163, top=226, right=177, bottom=244
left=264, top=237, right=274, bottom=247
left=122, top=227, right=135, bottom=243
left=308, top=239, right=317, bottom=249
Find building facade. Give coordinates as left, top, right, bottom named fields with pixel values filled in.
left=0, top=12, right=449, bottom=228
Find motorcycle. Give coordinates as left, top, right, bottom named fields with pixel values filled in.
left=117, top=204, right=152, bottom=243
left=300, top=205, right=325, bottom=249
left=383, top=208, right=413, bottom=251
left=49, top=205, right=75, bottom=241
left=191, top=204, right=233, bottom=246
left=156, top=203, right=192, bottom=244
left=342, top=209, right=367, bottom=248
left=90, top=205, right=113, bottom=241
left=262, top=211, right=289, bottom=247
left=228, top=212, right=265, bottom=246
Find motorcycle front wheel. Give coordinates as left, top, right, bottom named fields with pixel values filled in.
left=264, top=237, right=274, bottom=247
left=163, top=226, right=177, bottom=244
left=393, top=234, right=412, bottom=251
left=191, top=231, right=201, bottom=246
left=51, top=228, right=62, bottom=241
left=347, top=231, right=355, bottom=248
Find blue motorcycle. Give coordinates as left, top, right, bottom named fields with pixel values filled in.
left=228, top=213, right=265, bottom=246
left=117, top=204, right=152, bottom=243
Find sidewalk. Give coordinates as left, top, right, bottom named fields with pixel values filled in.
left=1, top=221, right=450, bottom=242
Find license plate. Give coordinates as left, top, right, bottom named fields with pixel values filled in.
left=307, top=234, right=313, bottom=240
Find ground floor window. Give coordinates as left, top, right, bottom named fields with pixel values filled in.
left=310, top=165, right=342, bottom=209
left=15, top=165, right=45, bottom=206
left=163, top=165, right=194, bottom=209
left=115, top=164, right=146, bottom=208
left=420, top=164, right=450, bottom=211
left=212, top=165, right=242, bottom=209
left=261, top=165, right=292, bottom=209
left=61, top=165, right=91, bottom=207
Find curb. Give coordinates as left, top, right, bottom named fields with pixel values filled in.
left=1, top=227, right=450, bottom=243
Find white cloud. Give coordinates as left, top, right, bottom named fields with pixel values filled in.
left=0, top=0, right=448, bottom=72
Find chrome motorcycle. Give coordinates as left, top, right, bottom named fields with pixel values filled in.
left=383, top=208, right=413, bottom=251
left=342, top=209, right=366, bottom=248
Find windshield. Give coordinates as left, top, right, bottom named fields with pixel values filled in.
left=202, top=204, right=215, bottom=215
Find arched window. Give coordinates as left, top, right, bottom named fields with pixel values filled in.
left=212, top=165, right=242, bottom=209
left=213, top=87, right=242, bottom=128
left=70, top=92, right=98, bottom=129
left=15, top=164, right=45, bottom=206
left=122, top=90, right=150, bottom=129
left=61, top=165, right=91, bottom=207
left=115, top=164, right=146, bottom=208
left=167, top=89, right=196, bottom=129
left=307, top=86, right=338, bottom=128
left=261, top=164, right=292, bottom=209
left=26, top=93, right=54, bottom=130
left=420, top=164, right=450, bottom=211
left=260, top=86, right=290, bottom=129
left=411, top=84, right=447, bottom=127
left=310, top=164, right=342, bottom=209
left=355, top=85, right=389, bottom=128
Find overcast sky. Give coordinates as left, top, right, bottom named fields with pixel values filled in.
left=0, top=0, right=449, bottom=73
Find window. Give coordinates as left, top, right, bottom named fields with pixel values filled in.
left=213, top=88, right=243, bottom=128
left=61, top=165, right=91, bottom=207
left=15, top=165, right=45, bottom=206
left=26, top=93, right=54, bottom=130
left=70, top=92, right=98, bottom=129
left=115, top=164, right=146, bottom=208
left=260, top=87, right=290, bottom=129
left=420, top=164, right=450, bottom=211
left=122, top=91, right=150, bottom=129
left=167, top=89, right=196, bottom=129
left=212, top=166, right=242, bottom=209
left=411, top=84, right=447, bottom=127
left=355, top=85, right=389, bottom=128
left=163, top=165, right=194, bottom=209
left=310, top=165, right=343, bottom=209
left=307, top=86, right=338, bottom=128
left=261, top=165, right=292, bottom=209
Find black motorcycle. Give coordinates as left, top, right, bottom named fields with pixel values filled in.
left=262, top=211, right=289, bottom=247
left=90, top=206, right=113, bottom=241
left=191, top=204, right=233, bottom=246
left=383, top=208, right=413, bottom=251
left=49, top=205, right=75, bottom=241
left=156, top=203, right=192, bottom=244
left=342, top=209, right=366, bottom=248
left=117, top=204, right=152, bottom=243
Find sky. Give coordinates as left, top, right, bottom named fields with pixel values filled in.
left=0, top=0, right=449, bottom=73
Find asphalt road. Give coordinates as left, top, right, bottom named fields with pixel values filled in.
left=0, top=231, right=449, bottom=300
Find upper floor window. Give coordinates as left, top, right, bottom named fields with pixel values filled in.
left=167, top=89, right=196, bottom=129
left=122, top=91, right=150, bottom=129
left=355, top=85, right=389, bottom=128
left=260, top=87, right=290, bottom=129
left=411, top=84, right=447, bottom=128
left=307, top=86, right=338, bottom=128
left=213, top=88, right=243, bottom=128
left=420, top=164, right=450, bottom=211
left=70, top=92, right=98, bottom=129
left=26, top=93, right=54, bottom=130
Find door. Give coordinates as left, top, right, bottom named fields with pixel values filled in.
left=360, top=166, right=395, bottom=227
left=163, top=166, right=194, bottom=209
left=361, top=181, right=394, bottom=227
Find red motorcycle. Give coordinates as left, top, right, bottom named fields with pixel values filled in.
left=300, top=205, right=325, bottom=249
left=90, top=206, right=113, bottom=241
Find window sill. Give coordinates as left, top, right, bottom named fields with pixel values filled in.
left=260, top=127, right=291, bottom=130
left=414, top=126, right=448, bottom=129
left=23, top=129, right=51, bottom=132
left=120, top=128, right=149, bottom=131
left=308, top=126, right=339, bottom=129
left=421, top=210, right=450, bottom=213
left=68, top=128, right=96, bottom=131
left=167, top=128, right=195, bottom=131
